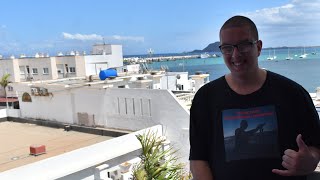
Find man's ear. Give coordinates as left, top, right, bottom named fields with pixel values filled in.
left=257, top=40, right=263, bottom=56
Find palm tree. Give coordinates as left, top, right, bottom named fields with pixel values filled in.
left=0, top=74, right=11, bottom=108
left=132, top=130, right=191, bottom=180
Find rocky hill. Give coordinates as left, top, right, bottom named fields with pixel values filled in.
left=190, top=41, right=220, bottom=53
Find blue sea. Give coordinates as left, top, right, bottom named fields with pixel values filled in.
left=142, top=47, right=320, bottom=93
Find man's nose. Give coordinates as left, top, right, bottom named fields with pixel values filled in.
left=232, top=46, right=241, bottom=57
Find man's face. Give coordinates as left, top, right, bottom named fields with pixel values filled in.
left=220, top=26, right=262, bottom=78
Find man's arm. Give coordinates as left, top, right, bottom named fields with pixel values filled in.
left=190, top=160, right=214, bottom=180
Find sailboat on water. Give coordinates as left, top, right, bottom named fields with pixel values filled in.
left=299, top=46, right=307, bottom=58
left=286, top=48, right=293, bottom=60
left=267, top=49, right=277, bottom=60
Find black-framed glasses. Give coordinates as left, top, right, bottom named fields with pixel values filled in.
left=219, top=40, right=258, bottom=55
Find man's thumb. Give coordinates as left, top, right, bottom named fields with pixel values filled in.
left=296, top=134, right=308, bottom=152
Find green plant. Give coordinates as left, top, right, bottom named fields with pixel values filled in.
left=132, top=130, right=191, bottom=180
left=0, top=73, right=11, bottom=108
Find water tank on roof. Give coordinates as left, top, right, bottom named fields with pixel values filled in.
left=99, top=69, right=117, bottom=80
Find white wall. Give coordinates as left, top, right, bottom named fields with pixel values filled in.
left=84, top=45, right=123, bottom=76
left=0, top=109, right=6, bottom=118
left=161, top=72, right=189, bottom=91
left=0, top=59, right=20, bottom=82
left=103, top=88, right=190, bottom=163
left=17, top=85, right=74, bottom=124
left=6, top=109, right=20, bottom=117
left=92, top=44, right=112, bottom=55
left=15, top=85, right=190, bottom=164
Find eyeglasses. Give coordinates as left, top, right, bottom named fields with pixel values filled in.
left=219, top=40, right=258, bottom=55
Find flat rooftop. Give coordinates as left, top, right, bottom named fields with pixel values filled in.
left=0, top=121, right=112, bottom=172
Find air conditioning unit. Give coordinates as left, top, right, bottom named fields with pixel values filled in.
left=39, top=88, right=48, bottom=96
left=31, top=87, right=39, bottom=96
left=26, top=76, right=34, bottom=81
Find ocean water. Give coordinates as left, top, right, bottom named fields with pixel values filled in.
left=147, top=47, right=320, bottom=93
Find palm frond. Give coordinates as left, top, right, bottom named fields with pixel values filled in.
left=132, top=130, right=191, bottom=180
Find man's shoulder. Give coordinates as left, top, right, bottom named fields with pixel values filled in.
left=267, top=71, right=304, bottom=90
left=193, top=76, right=225, bottom=100
left=201, top=76, right=225, bottom=91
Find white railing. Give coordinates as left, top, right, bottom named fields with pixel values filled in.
left=176, top=93, right=195, bottom=109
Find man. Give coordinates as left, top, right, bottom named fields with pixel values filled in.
left=234, top=120, right=265, bottom=153
left=189, top=15, right=320, bottom=180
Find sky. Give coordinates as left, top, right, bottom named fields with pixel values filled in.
left=0, top=0, right=319, bottom=56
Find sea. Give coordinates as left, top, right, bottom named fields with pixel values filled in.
left=130, top=47, right=320, bottom=93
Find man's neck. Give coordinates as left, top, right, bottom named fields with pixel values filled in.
left=226, top=69, right=267, bottom=95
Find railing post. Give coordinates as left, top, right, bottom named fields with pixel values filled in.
left=94, top=164, right=110, bottom=180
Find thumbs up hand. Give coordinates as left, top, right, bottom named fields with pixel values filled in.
left=272, top=134, right=319, bottom=176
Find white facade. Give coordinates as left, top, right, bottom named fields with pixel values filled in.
left=84, top=44, right=123, bottom=76
left=18, top=57, right=58, bottom=81
left=161, top=72, right=191, bottom=91
left=190, top=74, right=210, bottom=92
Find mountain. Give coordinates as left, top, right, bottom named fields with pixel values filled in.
left=190, top=41, right=220, bottom=53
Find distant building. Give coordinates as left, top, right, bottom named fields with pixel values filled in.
left=0, top=44, right=123, bottom=97
left=0, top=44, right=123, bottom=83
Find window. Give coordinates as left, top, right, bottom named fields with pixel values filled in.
left=8, top=86, right=13, bottom=91
left=32, top=68, right=38, bottom=75
left=43, top=68, right=49, bottom=74
left=26, top=66, right=30, bottom=74
left=69, top=67, right=76, bottom=73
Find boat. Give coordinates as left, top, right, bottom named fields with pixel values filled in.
left=147, top=48, right=154, bottom=58
left=267, top=49, right=276, bottom=60
left=285, top=48, right=293, bottom=60
left=273, top=49, right=277, bottom=60
left=212, top=54, right=219, bottom=58
left=200, top=52, right=210, bottom=59
left=299, top=46, right=307, bottom=58
left=267, top=50, right=273, bottom=60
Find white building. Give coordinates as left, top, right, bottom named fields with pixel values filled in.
left=8, top=76, right=191, bottom=174
left=0, top=44, right=123, bottom=99
left=0, top=44, right=123, bottom=83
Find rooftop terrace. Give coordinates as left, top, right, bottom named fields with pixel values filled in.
left=0, top=121, right=113, bottom=172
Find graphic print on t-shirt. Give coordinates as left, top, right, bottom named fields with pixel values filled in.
left=222, top=105, right=279, bottom=162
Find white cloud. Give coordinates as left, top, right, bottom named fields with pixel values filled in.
left=62, top=32, right=144, bottom=43
left=62, top=32, right=103, bottom=41
left=110, top=35, right=144, bottom=42
left=240, top=0, right=320, bottom=47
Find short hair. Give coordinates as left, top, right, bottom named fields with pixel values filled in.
left=220, top=15, right=259, bottom=40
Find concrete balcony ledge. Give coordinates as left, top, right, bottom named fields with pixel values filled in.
left=0, top=125, right=163, bottom=180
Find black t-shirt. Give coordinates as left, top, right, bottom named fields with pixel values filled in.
left=189, top=71, right=320, bottom=180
